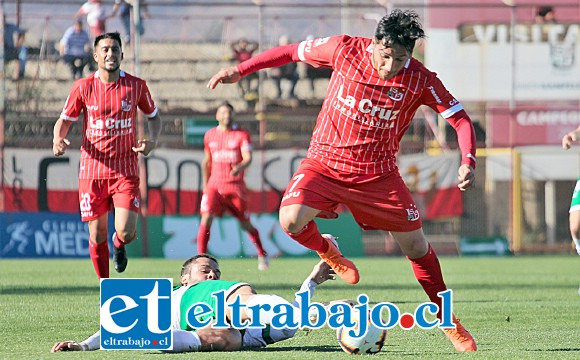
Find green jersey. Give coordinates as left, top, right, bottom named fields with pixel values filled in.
left=171, top=280, right=249, bottom=331
left=570, top=177, right=580, bottom=213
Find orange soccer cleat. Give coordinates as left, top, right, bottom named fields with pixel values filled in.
left=441, top=315, right=477, bottom=352
left=317, top=234, right=360, bottom=285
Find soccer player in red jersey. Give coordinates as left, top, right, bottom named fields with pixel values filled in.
left=52, top=32, right=161, bottom=279
left=196, top=102, right=268, bottom=270
left=207, top=10, right=477, bottom=352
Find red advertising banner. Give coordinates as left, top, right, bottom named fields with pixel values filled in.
left=488, top=104, right=580, bottom=147
left=3, top=148, right=463, bottom=221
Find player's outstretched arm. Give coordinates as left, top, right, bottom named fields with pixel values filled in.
left=207, top=66, right=241, bottom=89
left=50, top=341, right=88, bottom=352
left=51, top=330, right=100, bottom=352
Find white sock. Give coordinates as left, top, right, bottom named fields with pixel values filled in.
left=573, top=238, right=580, bottom=255
left=163, top=329, right=201, bottom=353
left=80, top=330, right=101, bottom=351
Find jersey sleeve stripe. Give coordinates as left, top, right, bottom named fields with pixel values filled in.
left=144, top=107, right=158, bottom=118
left=60, top=113, right=79, bottom=121
left=297, top=40, right=307, bottom=62
left=440, top=103, right=464, bottom=118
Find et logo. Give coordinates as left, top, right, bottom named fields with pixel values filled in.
left=100, top=278, right=173, bottom=350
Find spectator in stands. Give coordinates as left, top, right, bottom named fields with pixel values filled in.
left=270, top=35, right=299, bottom=99
left=230, top=38, right=259, bottom=101
left=535, top=5, right=557, bottom=24
left=3, top=17, right=27, bottom=80
left=75, top=0, right=107, bottom=39
left=60, top=19, right=95, bottom=80
left=111, top=0, right=149, bottom=44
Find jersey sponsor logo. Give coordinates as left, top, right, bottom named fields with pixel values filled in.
left=213, top=149, right=239, bottom=162
left=305, top=36, right=331, bottom=53
left=89, top=116, right=133, bottom=130
left=334, top=84, right=398, bottom=129
left=80, top=192, right=93, bottom=218
left=282, top=191, right=300, bottom=202
left=427, top=86, right=442, bottom=104
left=100, top=278, right=173, bottom=350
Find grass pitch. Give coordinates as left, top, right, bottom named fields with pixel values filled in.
left=0, top=255, right=579, bottom=359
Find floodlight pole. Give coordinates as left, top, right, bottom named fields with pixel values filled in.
left=133, top=0, right=149, bottom=257
left=254, top=1, right=268, bottom=212
left=0, top=2, right=5, bottom=212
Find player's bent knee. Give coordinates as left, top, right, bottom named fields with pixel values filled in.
left=116, top=229, right=137, bottom=244
left=279, top=212, right=303, bottom=234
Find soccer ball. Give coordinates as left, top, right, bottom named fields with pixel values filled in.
left=336, top=313, right=387, bottom=355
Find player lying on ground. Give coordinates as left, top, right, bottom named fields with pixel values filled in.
left=51, top=253, right=350, bottom=352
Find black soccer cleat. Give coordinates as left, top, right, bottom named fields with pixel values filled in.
left=113, top=245, right=128, bottom=273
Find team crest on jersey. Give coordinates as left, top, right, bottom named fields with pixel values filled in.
left=228, top=139, right=238, bottom=148
left=387, top=88, right=404, bottom=101
left=406, top=204, right=420, bottom=221
left=121, top=99, right=132, bottom=112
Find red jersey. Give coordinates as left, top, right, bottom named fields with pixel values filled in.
left=204, top=126, right=252, bottom=192
left=294, top=35, right=474, bottom=175
left=60, top=70, right=158, bottom=179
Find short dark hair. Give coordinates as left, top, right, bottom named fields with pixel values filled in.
left=94, top=31, right=123, bottom=50
left=374, top=9, right=425, bottom=55
left=537, top=6, right=553, bottom=18
left=180, top=254, right=219, bottom=276
left=217, top=101, right=234, bottom=112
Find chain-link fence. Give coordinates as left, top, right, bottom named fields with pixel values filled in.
left=2, top=1, right=580, bottom=253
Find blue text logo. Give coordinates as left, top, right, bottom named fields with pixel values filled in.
left=100, top=278, right=173, bottom=350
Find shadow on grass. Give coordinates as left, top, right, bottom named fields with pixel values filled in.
left=0, top=285, right=98, bottom=295
left=529, top=348, right=580, bottom=352
left=243, top=345, right=341, bottom=353
left=254, top=283, right=576, bottom=292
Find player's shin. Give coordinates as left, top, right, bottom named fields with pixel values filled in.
left=407, top=244, right=447, bottom=313
left=89, top=241, right=109, bottom=278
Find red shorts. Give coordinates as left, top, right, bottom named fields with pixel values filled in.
left=78, top=177, right=141, bottom=222
left=200, top=187, right=250, bottom=222
left=89, top=21, right=105, bottom=38
left=280, top=158, right=422, bottom=232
